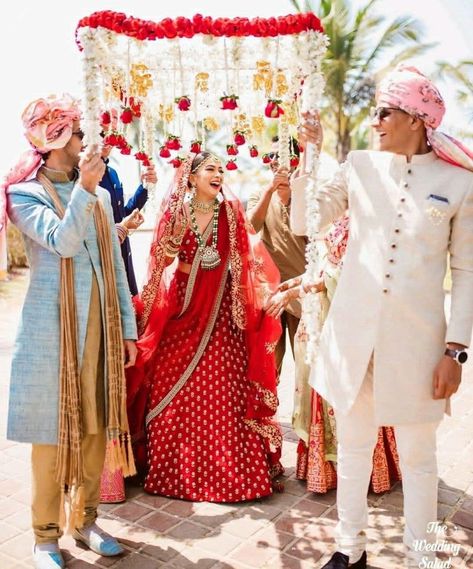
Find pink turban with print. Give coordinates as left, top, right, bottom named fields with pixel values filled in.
left=377, top=65, right=473, bottom=172
left=0, top=93, right=80, bottom=230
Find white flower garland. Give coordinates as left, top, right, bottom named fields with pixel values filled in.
left=78, top=27, right=108, bottom=149
left=298, top=30, right=328, bottom=364
left=278, top=119, right=290, bottom=169
left=143, top=102, right=157, bottom=202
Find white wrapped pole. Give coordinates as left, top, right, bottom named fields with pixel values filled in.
left=299, top=30, right=327, bottom=364
left=78, top=27, right=107, bottom=151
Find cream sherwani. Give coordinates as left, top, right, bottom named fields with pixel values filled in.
left=291, top=150, right=473, bottom=426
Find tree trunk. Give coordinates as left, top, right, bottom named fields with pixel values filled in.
left=336, top=128, right=351, bottom=163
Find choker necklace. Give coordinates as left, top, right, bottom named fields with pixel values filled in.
left=190, top=197, right=216, bottom=214
left=189, top=199, right=221, bottom=270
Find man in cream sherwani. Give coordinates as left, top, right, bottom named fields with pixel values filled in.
left=290, top=67, right=473, bottom=569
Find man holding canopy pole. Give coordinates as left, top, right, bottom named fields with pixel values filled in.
left=291, top=66, right=473, bottom=568
left=3, top=93, right=137, bottom=568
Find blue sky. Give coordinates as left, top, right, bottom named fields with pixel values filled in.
left=0, top=0, right=471, bottom=177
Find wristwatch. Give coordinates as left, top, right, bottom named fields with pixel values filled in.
left=444, top=348, right=468, bottom=365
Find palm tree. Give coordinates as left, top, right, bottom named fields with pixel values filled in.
left=436, top=60, right=473, bottom=132
left=290, top=0, right=433, bottom=161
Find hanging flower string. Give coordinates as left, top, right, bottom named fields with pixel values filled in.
left=77, top=11, right=326, bottom=183
left=298, top=29, right=328, bottom=365
left=77, top=27, right=105, bottom=149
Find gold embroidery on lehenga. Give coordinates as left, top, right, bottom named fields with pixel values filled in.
left=146, top=257, right=230, bottom=425
left=244, top=419, right=282, bottom=450
left=250, top=256, right=264, bottom=275
left=225, top=202, right=246, bottom=329
left=265, top=341, right=277, bottom=354
left=250, top=381, right=278, bottom=411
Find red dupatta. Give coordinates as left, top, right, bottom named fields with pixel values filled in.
left=127, top=155, right=283, bottom=475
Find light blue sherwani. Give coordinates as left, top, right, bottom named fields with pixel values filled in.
left=6, top=170, right=138, bottom=444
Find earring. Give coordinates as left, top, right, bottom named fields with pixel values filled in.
left=190, top=183, right=196, bottom=196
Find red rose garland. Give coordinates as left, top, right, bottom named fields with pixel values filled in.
left=76, top=11, right=323, bottom=48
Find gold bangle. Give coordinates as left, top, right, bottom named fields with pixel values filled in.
left=164, top=240, right=180, bottom=257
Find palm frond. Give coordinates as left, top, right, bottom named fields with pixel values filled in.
left=375, top=43, right=437, bottom=78
left=289, top=0, right=304, bottom=12
left=360, top=16, right=424, bottom=74
left=290, top=0, right=431, bottom=159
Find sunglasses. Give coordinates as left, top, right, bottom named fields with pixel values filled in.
left=72, top=129, right=85, bottom=140
left=369, top=107, right=406, bottom=122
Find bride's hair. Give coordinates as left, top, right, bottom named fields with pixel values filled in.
left=190, top=151, right=221, bottom=175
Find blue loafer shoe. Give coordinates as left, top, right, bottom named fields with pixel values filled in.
left=33, top=543, right=65, bottom=569
left=73, top=523, right=124, bottom=556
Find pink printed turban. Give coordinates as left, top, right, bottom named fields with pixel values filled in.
left=0, top=93, right=81, bottom=230
left=377, top=65, right=473, bottom=172
left=22, top=93, right=81, bottom=153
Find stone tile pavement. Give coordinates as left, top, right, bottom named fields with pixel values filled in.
left=1, top=269, right=472, bottom=568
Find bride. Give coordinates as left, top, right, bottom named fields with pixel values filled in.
left=126, top=152, right=283, bottom=502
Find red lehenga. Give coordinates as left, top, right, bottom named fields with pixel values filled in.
left=294, top=216, right=401, bottom=494
left=127, top=156, right=283, bottom=502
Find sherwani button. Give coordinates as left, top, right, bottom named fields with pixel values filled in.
left=391, top=243, right=397, bottom=249
left=400, top=198, right=406, bottom=203
left=389, top=259, right=394, bottom=263
left=383, top=288, right=389, bottom=293
left=404, top=183, right=409, bottom=188
left=397, top=213, right=402, bottom=217
left=385, top=273, right=391, bottom=278
left=407, top=169, right=412, bottom=174
left=394, top=228, right=400, bottom=233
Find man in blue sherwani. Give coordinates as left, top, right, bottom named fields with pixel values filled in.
left=100, top=143, right=157, bottom=295
left=4, top=94, right=138, bottom=569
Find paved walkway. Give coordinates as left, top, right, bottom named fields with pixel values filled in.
left=0, top=269, right=472, bottom=568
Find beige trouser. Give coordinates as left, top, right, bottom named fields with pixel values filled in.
left=31, top=432, right=106, bottom=543
left=275, top=311, right=300, bottom=377
left=32, top=276, right=106, bottom=544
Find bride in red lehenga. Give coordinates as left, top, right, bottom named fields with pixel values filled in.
left=126, top=152, right=283, bottom=502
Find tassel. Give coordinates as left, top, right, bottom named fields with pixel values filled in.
left=67, top=485, right=85, bottom=532
left=58, top=487, right=67, bottom=531
left=125, top=434, right=137, bottom=477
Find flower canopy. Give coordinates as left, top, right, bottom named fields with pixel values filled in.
left=76, top=10, right=328, bottom=361
left=76, top=11, right=327, bottom=174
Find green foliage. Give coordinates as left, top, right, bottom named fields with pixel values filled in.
left=290, top=0, right=433, bottom=160
left=436, top=60, right=473, bottom=126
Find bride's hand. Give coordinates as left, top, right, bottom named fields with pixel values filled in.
left=266, top=289, right=295, bottom=318
left=266, top=278, right=327, bottom=317
left=301, top=279, right=326, bottom=294
left=171, top=208, right=188, bottom=241
left=278, top=276, right=303, bottom=292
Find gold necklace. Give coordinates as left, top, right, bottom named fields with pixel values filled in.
left=191, top=197, right=216, bottom=214
left=189, top=199, right=221, bottom=270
